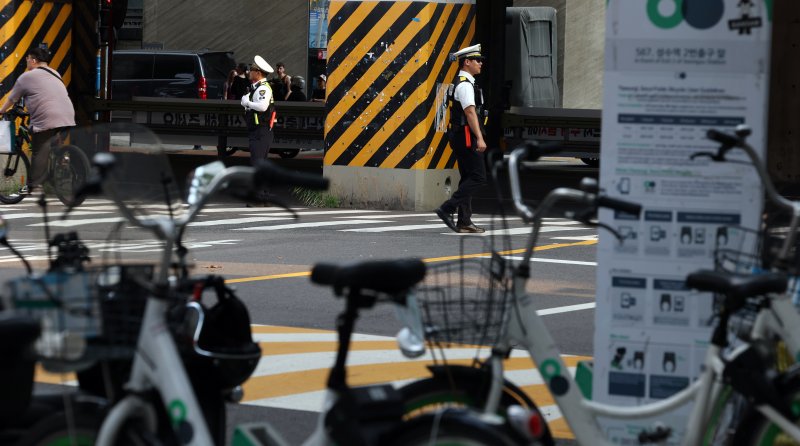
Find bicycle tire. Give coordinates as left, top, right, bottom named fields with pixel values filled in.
left=385, top=411, right=519, bottom=446
left=399, top=366, right=554, bottom=446
left=14, top=408, right=102, bottom=446
left=0, top=152, right=31, bottom=204
left=51, top=145, right=90, bottom=207
left=731, top=374, right=800, bottom=445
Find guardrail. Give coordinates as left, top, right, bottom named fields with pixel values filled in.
left=95, top=97, right=325, bottom=151
left=95, top=99, right=601, bottom=159
left=502, top=107, right=601, bottom=158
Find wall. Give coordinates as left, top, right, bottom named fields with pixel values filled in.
left=141, top=1, right=308, bottom=78
left=561, top=0, right=604, bottom=109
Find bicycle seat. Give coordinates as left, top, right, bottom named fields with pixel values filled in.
left=311, top=259, right=426, bottom=295
left=686, top=270, right=787, bottom=308
left=0, top=314, right=40, bottom=350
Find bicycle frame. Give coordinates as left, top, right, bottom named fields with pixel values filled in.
left=466, top=147, right=800, bottom=445
left=96, top=165, right=259, bottom=445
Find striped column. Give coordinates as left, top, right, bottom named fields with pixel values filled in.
left=324, top=0, right=476, bottom=210
left=0, top=0, right=73, bottom=102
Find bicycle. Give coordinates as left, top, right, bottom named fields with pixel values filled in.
left=81, top=129, right=518, bottom=446
left=391, top=142, right=800, bottom=445
left=0, top=104, right=90, bottom=206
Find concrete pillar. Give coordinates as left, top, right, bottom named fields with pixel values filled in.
left=323, top=0, right=476, bottom=210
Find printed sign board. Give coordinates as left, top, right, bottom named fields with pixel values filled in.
left=594, top=1, right=772, bottom=442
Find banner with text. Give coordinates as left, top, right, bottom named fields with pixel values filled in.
left=594, top=1, right=771, bottom=442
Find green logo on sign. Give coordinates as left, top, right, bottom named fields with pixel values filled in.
left=647, top=0, right=684, bottom=29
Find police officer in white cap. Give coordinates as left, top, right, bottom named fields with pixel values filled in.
left=241, top=55, right=276, bottom=166
left=434, top=44, right=487, bottom=234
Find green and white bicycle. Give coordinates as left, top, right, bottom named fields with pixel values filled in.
left=394, top=141, right=800, bottom=445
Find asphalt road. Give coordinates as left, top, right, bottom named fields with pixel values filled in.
left=8, top=159, right=597, bottom=445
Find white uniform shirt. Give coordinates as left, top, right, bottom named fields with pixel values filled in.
left=453, top=70, right=476, bottom=110
left=241, top=80, right=272, bottom=112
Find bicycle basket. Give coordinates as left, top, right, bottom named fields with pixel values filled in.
left=715, top=223, right=800, bottom=275
left=414, top=254, right=511, bottom=347
left=2, top=264, right=152, bottom=367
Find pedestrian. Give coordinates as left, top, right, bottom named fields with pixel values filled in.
left=434, top=44, right=487, bottom=234
left=241, top=55, right=276, bottom=167
left=0, top=47, right=75, bottom=189
left=311, top=74, right=326, bottom=103
left=270, top=62, right=292, bottom=101
left=228, top=63, right=250, bottom=99
left=287, top=76, right=307, bottom=101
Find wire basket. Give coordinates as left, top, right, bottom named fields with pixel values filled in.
left=414, top=253, right=511, bottom=347
left=715, top=224, right=800, bottom=276
left=4, top=264, right=153, bottom=367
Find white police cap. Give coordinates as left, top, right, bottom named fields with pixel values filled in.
left=253, top=55, right=274, bottom=74
left=449, top=44, right=483, bottom=62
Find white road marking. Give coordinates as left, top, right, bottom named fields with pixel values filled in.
left=29, top=217, right=126, bottom=227
left=550, top=235, right=598, bottom=241
left=341, top=223, right=449, bottom=232
left=447, top=226, right=591, bottom=236
left=188, top=216, right=291, bottom=227
left=234, top=220, right=392, bottom=231
left=4, top=211, right=112, bottom=220
left=502, top=256, right=597, bottom=266
left=344, top=213, right=436, bottom=219
left=537, top=302, right=596, bottom=315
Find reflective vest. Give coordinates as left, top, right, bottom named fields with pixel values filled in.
left=447, top=75, right=487, bottom=132
left=246, top=79, right=276, bottom=131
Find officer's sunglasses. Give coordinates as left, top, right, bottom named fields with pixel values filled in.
left=467, top=58, right=484, bottom=64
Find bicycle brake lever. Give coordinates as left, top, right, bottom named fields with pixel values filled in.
left=599, top=222, right=624, bottom=242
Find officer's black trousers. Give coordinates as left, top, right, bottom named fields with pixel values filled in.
left=440, top=128, right=487, bottom=225
left=248, top=125, right=274, bottom=166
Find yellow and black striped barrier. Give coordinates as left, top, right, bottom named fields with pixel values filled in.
left=324, top=0, right=476, bottom=171
left=0, top=0, right=98, bottom=125
left=0, top=0, right=73, bottom=102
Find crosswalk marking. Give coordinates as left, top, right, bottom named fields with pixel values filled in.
left=234, top=220, right=391, bottom=231
left=33, top=320, right=591, bottom=440
left=0, top=199, right=596, bottom=241
left=189, top=216, right=291, bottom=227
left=341, top=223, right=449, bottom=232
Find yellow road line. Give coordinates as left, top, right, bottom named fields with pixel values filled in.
left=225, top=239, right=597, bottom=285
left=260, top=340, right=400, bottom=355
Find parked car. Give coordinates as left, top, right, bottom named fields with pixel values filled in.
left=111, top=50, right=235, bottom=100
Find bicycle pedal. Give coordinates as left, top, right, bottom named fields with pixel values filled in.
left=637, top=424, right=672, bottom=443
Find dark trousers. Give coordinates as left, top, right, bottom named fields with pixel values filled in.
left=248, top=125, right=273, bottom=166
left=440, top=128, right=486, bottom=225
left=30, top=127, right=70, bottom=186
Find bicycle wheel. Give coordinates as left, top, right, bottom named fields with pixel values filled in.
left=0, top=152, right=31, bottom=204
left=14, top=408, right=102, bottom=446
left=732, top=374, right=800, bottom=445
left=399, top=366, right=554, bottom=446
left=50, top=145, right=90, bottom=207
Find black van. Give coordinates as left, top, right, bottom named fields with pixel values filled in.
left=111, top=50, right=235, bottom=100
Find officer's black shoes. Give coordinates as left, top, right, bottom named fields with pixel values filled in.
left=435, top=207, right=459, bottom=233
left=456, top=224, right=485, bottom=234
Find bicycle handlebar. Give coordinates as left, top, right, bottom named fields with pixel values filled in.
left=694, top=126, right=794, bottom=213
left=597, top=196, right=642, bottom=216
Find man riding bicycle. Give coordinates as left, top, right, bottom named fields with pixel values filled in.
left=0, top=47, right=75, bottom=189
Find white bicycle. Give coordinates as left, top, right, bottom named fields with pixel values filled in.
left=394, top=141, right=800, bottom=445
